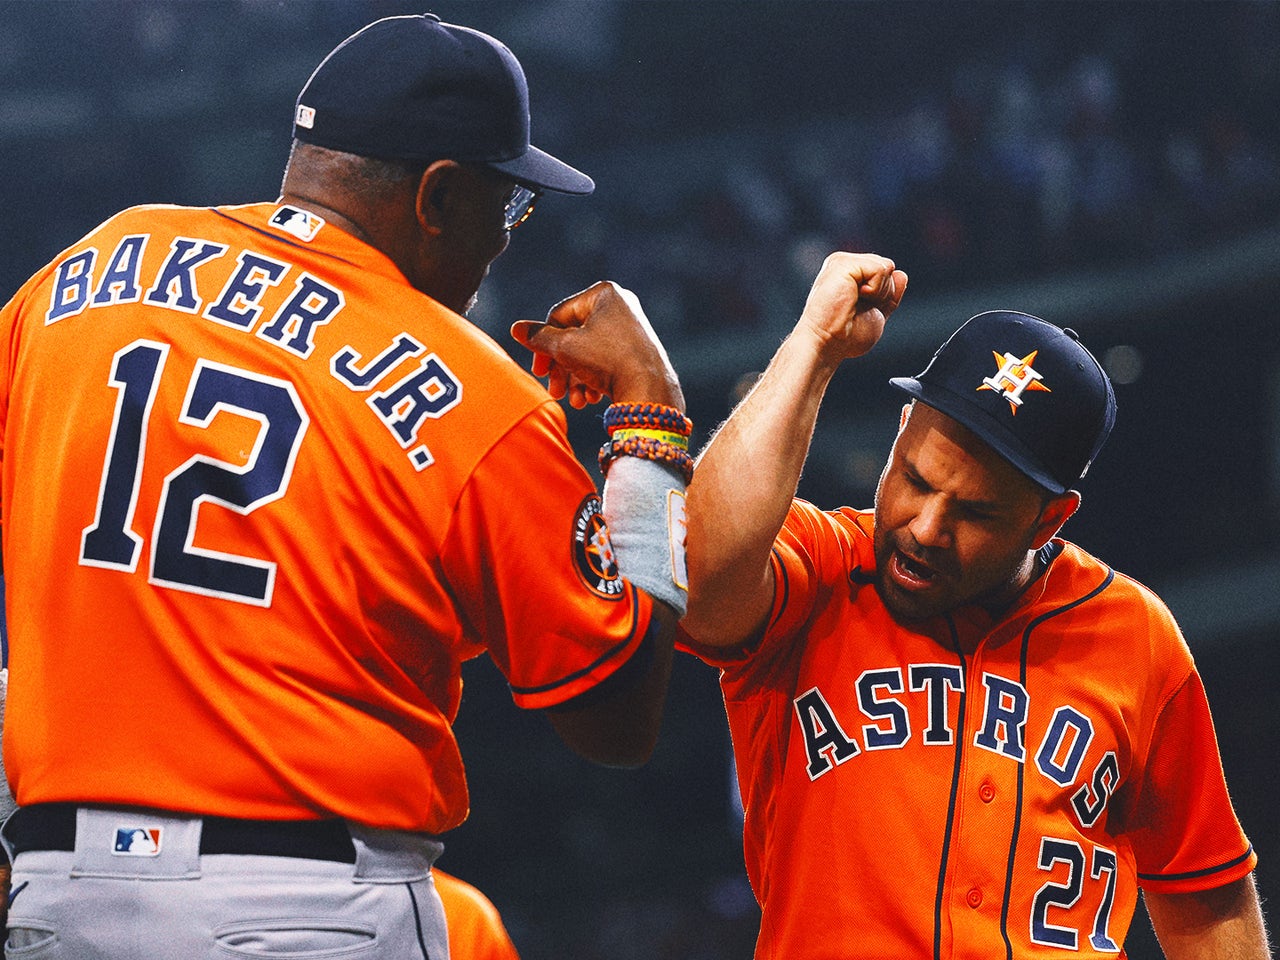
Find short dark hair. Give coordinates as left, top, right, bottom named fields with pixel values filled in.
left=282, top=140, right=430, bottom=202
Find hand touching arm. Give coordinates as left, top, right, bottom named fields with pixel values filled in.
left=511, top=282, right=684, bottom=766
left=682, top=253, right=907, bottom=648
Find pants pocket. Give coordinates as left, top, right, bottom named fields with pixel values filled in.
left=6, top=924, right=59, bottom=957
left=213, top=919, right=377, bottom=957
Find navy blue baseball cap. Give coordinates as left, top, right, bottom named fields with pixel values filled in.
left=292, top=14, right=594, bottom=195
left=890, top=311, right=1116, bottom=494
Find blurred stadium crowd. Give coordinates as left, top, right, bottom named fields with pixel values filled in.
left=486, top=1, right=1280, bottom=333
left=2, top=3, right=1278, bottom=958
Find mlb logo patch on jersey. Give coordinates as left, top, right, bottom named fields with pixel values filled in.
left=113, top=826, right=163, bottom=856
left=269, top=205, right=325, bottom=242
left=572, top=495, right=623, bottom=599
left=295, top=104, right=316, bottom=129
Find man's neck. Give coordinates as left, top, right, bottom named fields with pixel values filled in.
left=277, top=193, right=375, bottom=247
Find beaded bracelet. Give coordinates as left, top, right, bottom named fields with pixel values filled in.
left=609, top=427, right=689, bottom=451
left=603, top=402, right=692, bottom=438
left=599, top=434, right=695, bottom=484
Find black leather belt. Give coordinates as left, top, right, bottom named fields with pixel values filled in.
left=4, top=803, right=357, bottom=863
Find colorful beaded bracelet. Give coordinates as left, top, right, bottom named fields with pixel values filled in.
left=602, top=402, right=692, bottom=437
left=609, top=427, right=690, bottom=451
left=599, top=435, right=695, bottom=484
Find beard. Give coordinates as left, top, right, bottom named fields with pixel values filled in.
left=871, top=525, right=952, bottom=623
left=871, top=521, right=1039, bottom=624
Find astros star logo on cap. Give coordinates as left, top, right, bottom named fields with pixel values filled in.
left=978, top=350, right=1051, bottom=414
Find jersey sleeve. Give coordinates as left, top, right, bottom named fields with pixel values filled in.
left=0, top=293, right=13, bottom=540
left=439, top=400, right=651, bottom=711
left=1126, top=669, right=1257, bottom=894
left=680, top=499, right=862, bottom=688
left=764, top=499, right=852, bottom=642
left=0, top=274, right=41, bottom=543
left=0, top=214, right=126, bottom=548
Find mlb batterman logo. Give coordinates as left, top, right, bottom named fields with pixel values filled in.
left=269, top=205, right=325, bottom=242
left=113, top=826, right=163, bottom=856
left=977, top=349, right=1051, bottom=414
left=572, top=495, right=623, bottom=599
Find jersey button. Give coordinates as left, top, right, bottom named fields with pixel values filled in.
left=966, top=887, right=983, bottom=908
left=979, top=781, right=996, bottom=803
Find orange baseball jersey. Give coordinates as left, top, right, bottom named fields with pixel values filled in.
left=681, top=501, right=1255, bottom=959
left=435, top=869, right=521, bottom=960
left=0, top=202, right=650, bottom=834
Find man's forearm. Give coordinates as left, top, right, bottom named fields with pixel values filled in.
left=684, top=253, right=905, bottom=647
left=1144, top=875, right=1272, bottom=960
left=683, top=328, right=841, bottom=645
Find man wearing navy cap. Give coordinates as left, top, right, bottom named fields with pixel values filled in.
left=670, top=253, right=1270, bottom=957
left=0, top=14, right=690, bottom=959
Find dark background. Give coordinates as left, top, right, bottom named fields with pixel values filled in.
left=2, top=2, right=1277, bottom=957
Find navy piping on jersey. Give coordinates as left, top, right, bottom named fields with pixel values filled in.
left=1138, top=845, right=1256, bottom=883
left=766, top=545, right=791, bottom=634
left=933, top=616, right=968, bottom=960
left=508, top=582, right=642, bottom=696
left=848, top=565, right=877, bottom=587
left=998, top=562, right=1116, bottom=960
left=546, top=621, right=655, bottom=712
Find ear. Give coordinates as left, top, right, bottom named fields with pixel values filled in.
left=1031, top=490, right=1081, bottom=550
left=415, top=160, right=466, bottom=236
left=898, top=402, right=913, bottom=433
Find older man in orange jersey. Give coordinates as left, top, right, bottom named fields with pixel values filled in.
left=0, top=15, right=690, bottom=958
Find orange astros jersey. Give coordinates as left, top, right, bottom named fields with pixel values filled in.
left=681, top=500, right=1255, bottom=959
left=434, top=870, right=522, bottom=960
left=0, top=202, right=650, bottom=834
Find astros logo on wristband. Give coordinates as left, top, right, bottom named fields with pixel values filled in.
left=572, top=495, right=623, bottom=598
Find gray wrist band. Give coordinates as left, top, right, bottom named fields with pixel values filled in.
left=601, top=456, right=689, bottom=616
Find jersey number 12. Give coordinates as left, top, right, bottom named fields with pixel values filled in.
left=79, top=339, right=308, bottom=607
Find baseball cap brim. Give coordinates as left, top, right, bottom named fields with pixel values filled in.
left=889, top=376, right=1068, bottom=494
left=487, top=145, right=595, bottom=195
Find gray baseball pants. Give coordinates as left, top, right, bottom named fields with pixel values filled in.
left=1, top=806, right=450, bottom=959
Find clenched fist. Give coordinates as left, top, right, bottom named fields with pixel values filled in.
left=797, top=253, right=908, bottom=362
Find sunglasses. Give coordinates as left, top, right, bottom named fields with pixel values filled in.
left=503, top=183, right=540, bottom=230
